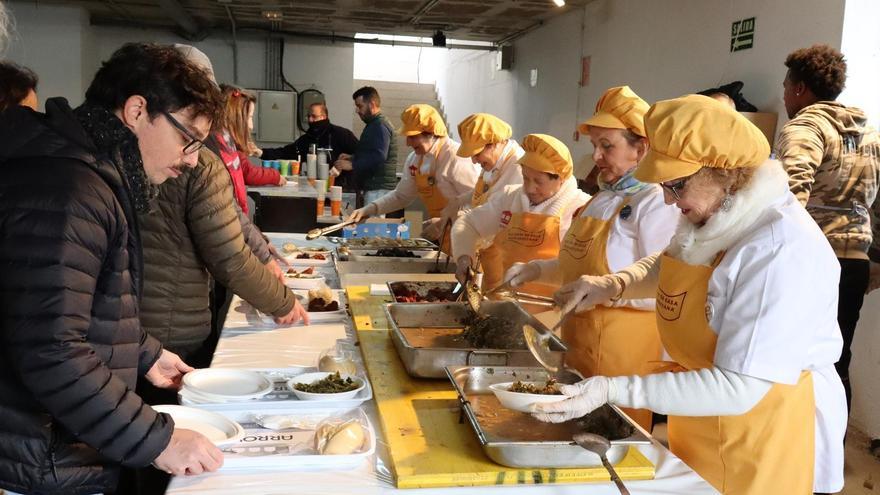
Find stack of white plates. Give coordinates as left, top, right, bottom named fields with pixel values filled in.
left=153, top=404, right=245, bottom=446
left=180, top=369, right=274, bottom=404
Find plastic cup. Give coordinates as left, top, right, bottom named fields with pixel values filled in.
left=330, top=187, right=342, bottom=217
left=280, top=160, right=290, bottom=176
left=290, top=160, right=301, bottom=175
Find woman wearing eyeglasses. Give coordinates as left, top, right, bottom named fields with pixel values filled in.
left=501, top=86, right=679, bottom=430
left=215, top=85, right=286, bottom=215
left=532, top=95, right=846, bottom=495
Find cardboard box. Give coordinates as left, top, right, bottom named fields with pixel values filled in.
left=741, top=111, right=778, bottom=147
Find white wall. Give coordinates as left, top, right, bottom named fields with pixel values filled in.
left=5, top=1, right=90, bottom=108
left=840, top=0, right=880, bottom=439
left=5, top=1, right=354, bottom=143
left=437, top=0, right=846, bottom=164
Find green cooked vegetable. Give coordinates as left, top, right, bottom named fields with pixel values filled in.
left=508, top=378, right=562, bottom=395
left=294, top=372, right=359, bottom=393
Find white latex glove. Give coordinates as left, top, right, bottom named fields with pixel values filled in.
left=440, top=199, right=462, bottom=226
left=455, top=255, right=474, bottom=285
left=553, top=274, right=622, bottom=316
left=531, top=376, right=614, bottom=423
left=502, top=262, right=541, bottom=288
left=348, top=203, right=376, bottom=223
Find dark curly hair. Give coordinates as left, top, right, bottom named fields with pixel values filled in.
left=0, top=61, right=38, bottom=112
left=85, top=42, right=222, bottom=121
left=784, top=44, right=847, bottom=100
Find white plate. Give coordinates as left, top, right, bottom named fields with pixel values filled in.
left=284, top=268, right=326, bottom=290
left=183, top=369, right=274, bottom=402
left=153, top=405, right=245, bottom=446
left=287, top=372, right=365, bottom=401
left=489, top=382, right=568, bottom=413
left=293, top=289, right=347, bottom=322
left=285, top=252, right=333, bottom=266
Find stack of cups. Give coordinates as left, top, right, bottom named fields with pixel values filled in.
left=280, top=160, right=290, bottom=177
left=314, top=179, right=327, bottom=217
left=290, top=157, right=301, bottom=176
left=307, top=152, right=318, bottom=184
left=317, top=150, right=329, bottom=180
left=329, top=186, right=343, bottom=217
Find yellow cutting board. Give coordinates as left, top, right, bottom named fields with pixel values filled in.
left=346, top=286, right=394, bottom=331
left=357, top=331, right=655, bottom=489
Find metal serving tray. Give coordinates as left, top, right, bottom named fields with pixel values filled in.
left=446, top=365, right=651, bottom=468
left=333, top=237, right=438, bottom=250
left=384, top=301, right=567, bottom=378
left=386, top=281, right=457, bottom=303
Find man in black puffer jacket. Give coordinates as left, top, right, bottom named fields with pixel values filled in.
left=0, top=43, right=225, bottom=494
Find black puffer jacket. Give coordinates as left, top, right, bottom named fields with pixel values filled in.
left=0, top=99, right=172, bottom=494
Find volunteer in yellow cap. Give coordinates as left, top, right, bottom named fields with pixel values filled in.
left=451, top=134, right=589, bottom=306
left=444, top=113, right=525, bottom=288
left=530, top=95, right=845, bottom=495
left=500, top=86, right=678, bottom=430
left=348, top=104, right=478, bottom=252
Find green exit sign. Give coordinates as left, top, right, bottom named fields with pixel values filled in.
left=731, top=17, right=756, bottom=52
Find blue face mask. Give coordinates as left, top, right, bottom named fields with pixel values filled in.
left=597, top=167, right=651, bottom=196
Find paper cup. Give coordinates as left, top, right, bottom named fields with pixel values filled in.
left=329, top=186, right=343, bottom=201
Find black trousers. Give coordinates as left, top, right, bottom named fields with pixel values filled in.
left=835, top=258, right=869, bottom=414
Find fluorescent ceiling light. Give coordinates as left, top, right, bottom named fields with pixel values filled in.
left=553, top=0, right=565, bottom=6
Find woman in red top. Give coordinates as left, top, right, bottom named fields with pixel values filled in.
left=216, top=85, right=285, bottom=214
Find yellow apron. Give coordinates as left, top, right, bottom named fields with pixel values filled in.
left=656, top=253, right=815, bottom=494
left=557, top=198, right=661, bottom=430
left=413, top=139, right=451, bottom=253
left=472, top=149, right=517, bottom=290
left=493, top=211, right=560, bottom=304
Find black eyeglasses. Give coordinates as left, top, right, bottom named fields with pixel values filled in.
left=162, top=111, right=205, bottom=154
left=660, top=177, right=690, bottom=200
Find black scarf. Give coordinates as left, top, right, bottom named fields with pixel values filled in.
left=73, top=104, right=156, bottom=213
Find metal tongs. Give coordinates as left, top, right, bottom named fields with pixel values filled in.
left=306, top=219, right=358, bottom=240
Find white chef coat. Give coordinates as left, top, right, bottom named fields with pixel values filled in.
left=452, top=176, right=589, bottom=260
left=371, top=137, right=478, bottom=215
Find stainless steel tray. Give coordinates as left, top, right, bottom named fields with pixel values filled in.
left=446, top=365, right=651, bottom=468
left=384, top=301, right=567, bottom=378
left=386, top=281, right=457, bottom=303
left=334, top=259, right=456, bottom=274
left=332, top=237, right=438, bottom=250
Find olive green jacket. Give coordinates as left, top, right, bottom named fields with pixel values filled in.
left=138, top=148, right=295, bottom=355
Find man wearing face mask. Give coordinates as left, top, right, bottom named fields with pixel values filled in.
left=446, top=114, right=524, bottom=289
left=258, top=102, right=359, bottom=191
left=348, top=104, right=478, bottom=251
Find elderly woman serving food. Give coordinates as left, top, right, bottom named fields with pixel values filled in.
left=534, top=95, right=846, bottom=495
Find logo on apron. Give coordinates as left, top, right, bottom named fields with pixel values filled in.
left=561, top=234, right=594, bottom=260
left=656, top=288, right=687, bottom=321
left=500, top=210, right=512, bottom=225
left=409, top=164, right=418, bottom=176
left=506, top=227, right=546, bottom=247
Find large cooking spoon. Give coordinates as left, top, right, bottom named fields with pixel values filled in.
left=521, top=308, right=571, bottom=373
left=572, top=432, right=630, bottom=495
left=306, top=219, right=358, bottom=240
left=429, top=220, right=452, bottom=274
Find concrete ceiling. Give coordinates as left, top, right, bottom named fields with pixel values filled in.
left=55, top=0, right=591, bottom=44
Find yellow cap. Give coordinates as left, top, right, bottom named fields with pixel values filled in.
left=400, top=104, right=447, bottom=137
left=634, top=94, right=770, bottom=184
left=456, top=113, right=513, bottom=157
left=518, top=134, right=573, bottom=179
left=578, top=86, right=650, bottom=137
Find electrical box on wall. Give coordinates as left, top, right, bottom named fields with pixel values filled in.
left=495, top=45, right=514, bottom=70
left=254, top=90, right=297, bottom=143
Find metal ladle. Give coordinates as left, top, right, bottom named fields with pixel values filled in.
left=522, top=308, right=570, bottom=373
left=572, top=432, right=630, bottom=495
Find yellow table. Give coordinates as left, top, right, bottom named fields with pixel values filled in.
left=357, top=330, right=655, bottom=489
